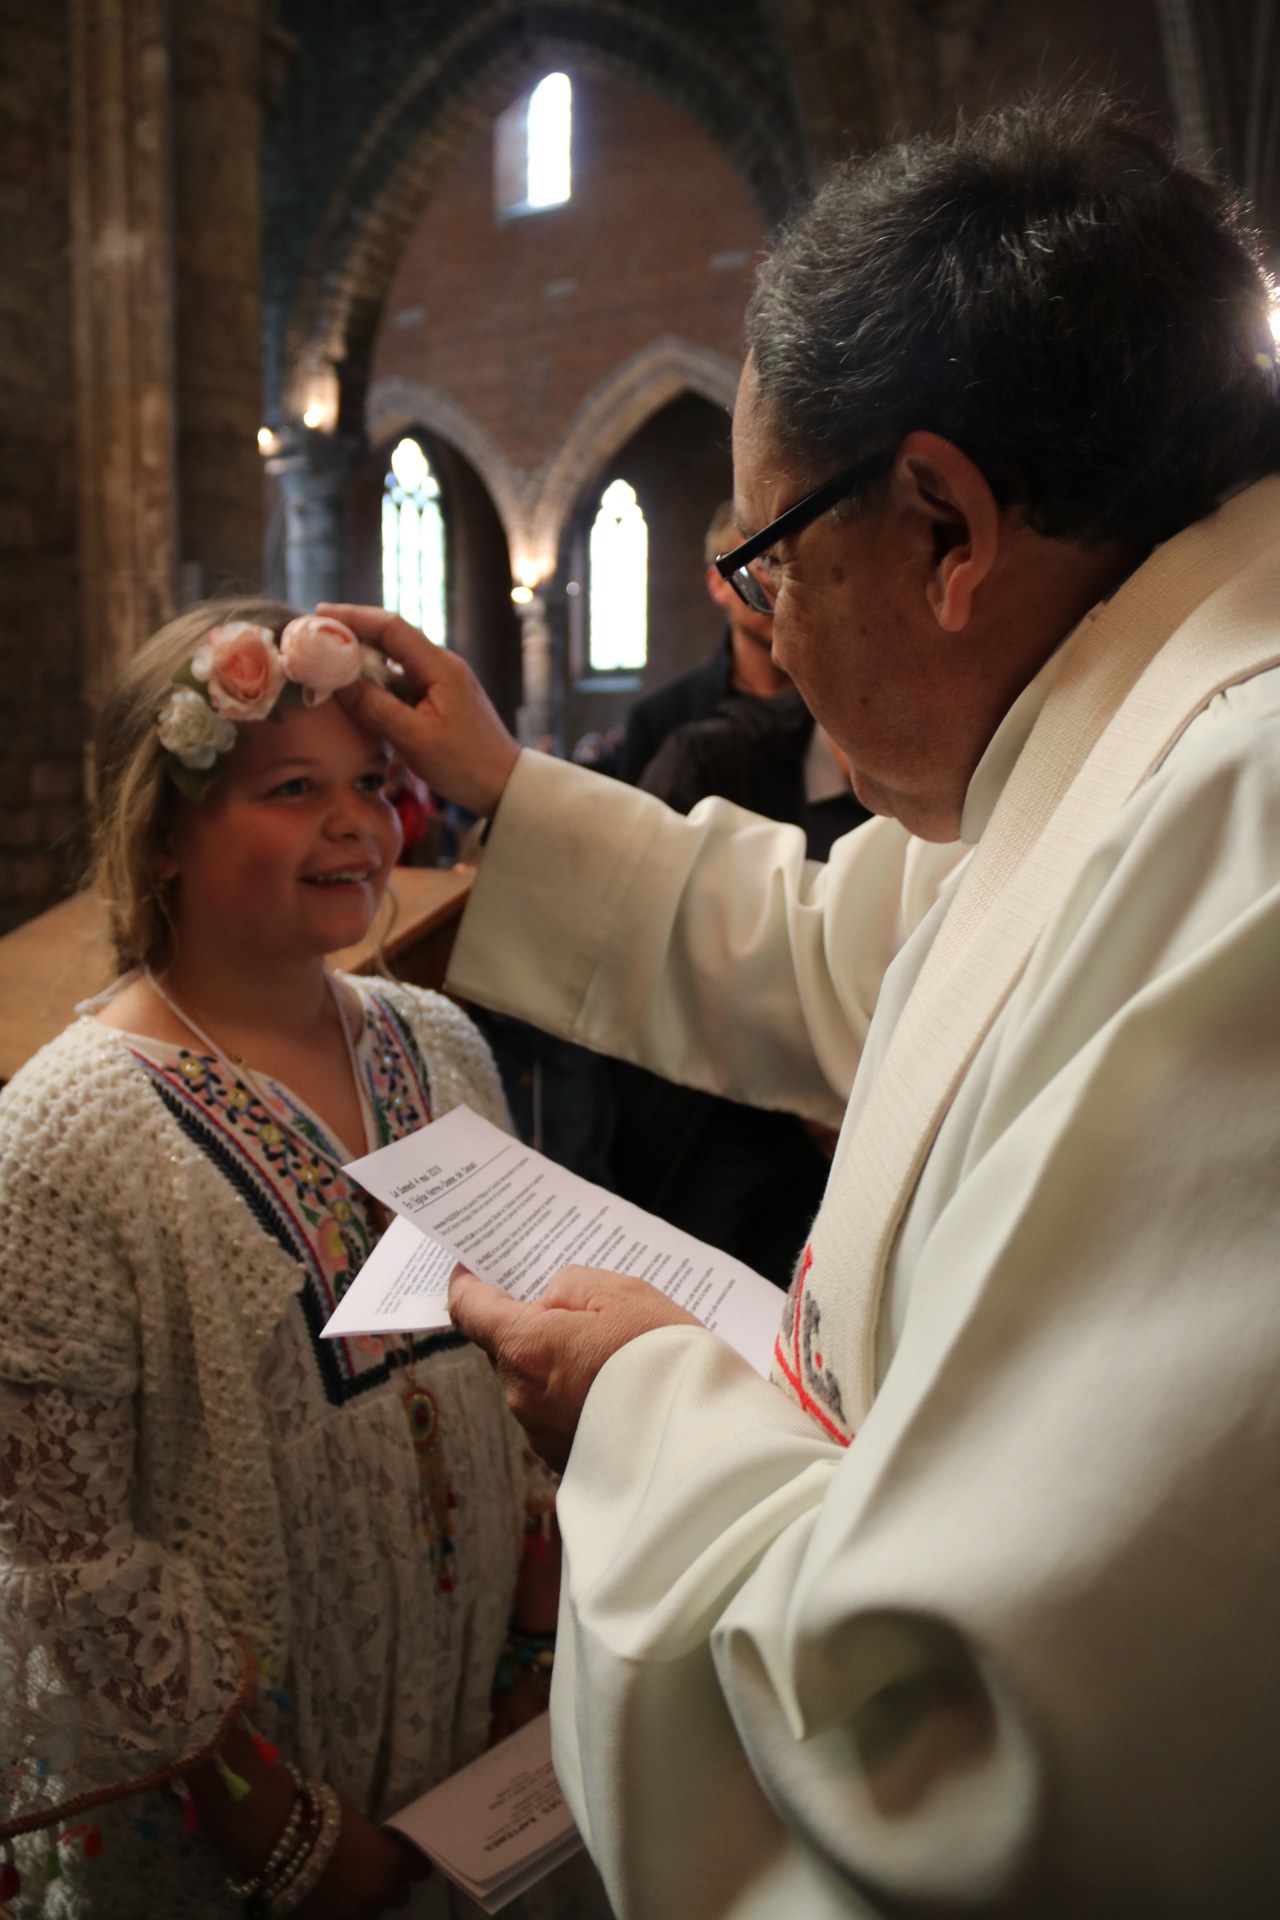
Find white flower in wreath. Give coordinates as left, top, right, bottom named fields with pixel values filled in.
left=157, top=687, right=237, bottom=770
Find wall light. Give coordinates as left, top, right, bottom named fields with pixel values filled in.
left=257, top=426, right=280, bottom=455
left=293, top=358, right=340, bottom=435
left=511, top=584, right=534, bottom=606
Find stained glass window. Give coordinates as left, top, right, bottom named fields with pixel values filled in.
left=382, top=437, right=446, bottom=644
left=588, top=479, right=647, bottom=671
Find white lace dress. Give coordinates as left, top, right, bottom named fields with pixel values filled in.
left=0, top=978, right=548, bottom=1917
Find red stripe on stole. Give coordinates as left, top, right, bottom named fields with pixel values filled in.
left=772, top=1331, right=852, bottom=1448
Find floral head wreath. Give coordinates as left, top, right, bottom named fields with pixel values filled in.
left=156, top=615, right=396, bottom=802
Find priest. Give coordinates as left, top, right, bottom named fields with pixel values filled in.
left=336, top=97, right=1280, bottom=1919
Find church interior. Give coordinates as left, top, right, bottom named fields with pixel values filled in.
left=3, top=0, right=1274, bottom=969
left=3, top=6, right=1280, bottom=1916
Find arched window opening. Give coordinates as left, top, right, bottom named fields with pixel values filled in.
left=527, top=73, right=572, bottom=207
left=495, top=73, right=572, bottom=216
left=588, top=479, right=647, bottom=671
left=382, top=436, right=447, bottom=644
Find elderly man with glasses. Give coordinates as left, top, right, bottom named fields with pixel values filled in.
left=335, top=95, right=1280, bottom=1920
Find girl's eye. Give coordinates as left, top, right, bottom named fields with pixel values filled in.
left=269, top=776, right=311, bottom=798
left=356, top=770, right=390, bottom=793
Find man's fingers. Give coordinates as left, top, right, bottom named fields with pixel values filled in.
left=317, top=601, right=444, bottom=688
left=540, top=1265, right=616, bottom=1311
left=342, top=677, right=435, bottom=756
left=446, top=1269, right=674, bottom=1468
left=539, top=1264, right=696, bottom=1330
left=448, top=1268, right=534, bottom=1357
left=325, top=601, right=520, bottom=813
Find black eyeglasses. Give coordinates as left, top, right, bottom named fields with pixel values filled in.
left=714, top=447, right=897, bottom=614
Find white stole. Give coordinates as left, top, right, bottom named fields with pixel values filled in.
left=776, top=477, right=1280, bottom=1435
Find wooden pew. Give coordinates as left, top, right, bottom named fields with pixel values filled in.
left=0, top=866, right=473, bottom=1087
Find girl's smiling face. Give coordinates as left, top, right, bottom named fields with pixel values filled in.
left=162, top=697, right=403, bottom=969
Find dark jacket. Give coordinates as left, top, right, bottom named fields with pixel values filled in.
left=638, top=688, right=871, bottom=859
left=617, top=637, right=734, bottom=784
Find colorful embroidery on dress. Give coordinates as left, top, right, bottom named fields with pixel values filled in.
left=128, top=991, right=447, bottom=1402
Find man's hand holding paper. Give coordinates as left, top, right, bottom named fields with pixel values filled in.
left=448, top=1265, right=700, bottom=1469
left=327, top=1107, right=785, bottom=1464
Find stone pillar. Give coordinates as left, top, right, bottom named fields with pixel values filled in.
left=0, top=4, right=83, bottom=933
left=69, top=0, right=178, bottom=707
left=171, top=0, right=266, bottom=598
left=515, top=593, right=555, bottom=747
left=266, top=430, right=362, bottom=608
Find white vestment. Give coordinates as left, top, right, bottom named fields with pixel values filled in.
left=448, top=478, right=1280, bottom=1918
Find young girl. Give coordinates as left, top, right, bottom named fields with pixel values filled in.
left=0, top=603, right=565, bottom=1918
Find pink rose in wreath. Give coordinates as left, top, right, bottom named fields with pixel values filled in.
left=191, top=622, right=286, bottom=721
left=280, top=614, right=364, bottom=704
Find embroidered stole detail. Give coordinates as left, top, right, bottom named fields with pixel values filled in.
left=772, top=477, right=1280, bottom=1438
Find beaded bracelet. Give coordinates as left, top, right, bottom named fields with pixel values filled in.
left=269, top=1782, right=341, bottom=1916
left=239, top=1799, right=321, bottom=1919
left=233, top=1774, right=337, bottom=1918
left=245, top=1800, right=323, bottom=1919
left=226, top=1767, right=308, bottom=1900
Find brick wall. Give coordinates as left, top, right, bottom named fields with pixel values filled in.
left=0, top=7, right=82, bottom=933
left=263, top=0, right=804, bottom=425
left=370, top=67, right=761, bottom=477
left=367, top=65, right=758, bottom=725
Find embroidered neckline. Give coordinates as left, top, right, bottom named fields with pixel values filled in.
left=122, top=989, right=434, bottom=1400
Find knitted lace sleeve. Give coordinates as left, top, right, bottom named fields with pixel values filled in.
left=0, top=1381, right=251, bottom=1838
left=0, top=1034, right=252, bottom=1840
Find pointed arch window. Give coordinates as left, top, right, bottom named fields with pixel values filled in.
left=495, top=73, right=572, bottom=216
left=381, top=436, right=447, bottom=644
left=588, top=479, right=648, bottom=671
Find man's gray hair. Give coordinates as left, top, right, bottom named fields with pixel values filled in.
left=747, top=96, right=1280, bottom=551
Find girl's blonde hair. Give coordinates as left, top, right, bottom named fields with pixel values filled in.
left=92, top=597, right=298, bottom=973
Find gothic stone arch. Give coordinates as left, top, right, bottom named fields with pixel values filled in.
left=367, top=339, right=738, bottom=586
left=265, top=1, right=805, bottom=434
left=529, top=337, right=740, bottom=577
left=365, top=377, right=529, bottom=569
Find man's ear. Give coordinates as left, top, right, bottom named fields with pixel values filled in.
left=894, top=432, right=1000, bottom=633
